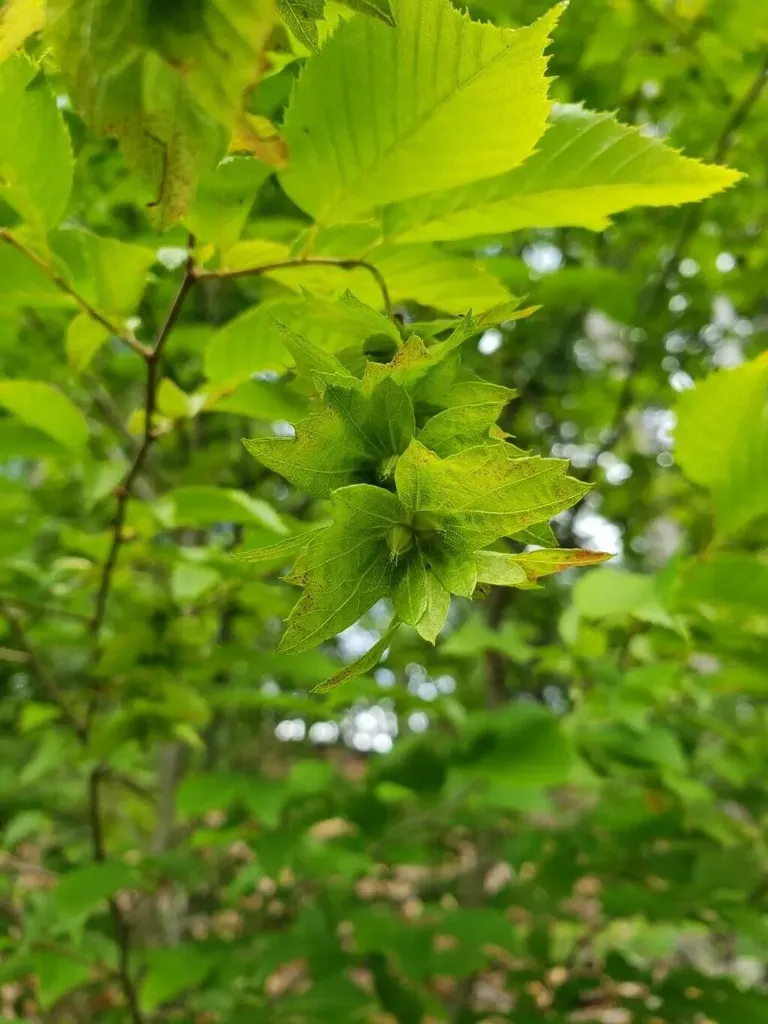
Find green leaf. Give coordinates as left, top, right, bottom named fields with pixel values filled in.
left=54, top=860, right=135, bottom=920
left=336, top=0, right=395, bottom=27
left=187, top=155, right=271, bottom=252
left=141, top=945, right=222, bottom=1012
left=53, top=229, right=155, bottom=316
left=0, top=380, right=88, bottom=452
left=207, top=379, right=308, bottom=422
left=393, top=550, right=429, bottom=624
left=0, top=242, right=71, bottom=308
left=415, top=571, right=450, bottom=643
left=279, top=485, right=402, bottom=652
left=384, top=103, right=744, bottom=242
left=31, top=950, right=92, bottom=1010
left=418, top=400, right=509, bottom=457
left=280, top=0, right=561, bottom=222
left=147, top=0, right=276, bottom=129
left=0, top=54, right=73, bottom=229
left=245, top=377, right=415, bottom=498
left=324, top=377, right=415, bottom=464
left=244, top=410, right=367, bottom=499
left=234, top=528, right=323, bottom=563
left=573, top=568, right=675, bottom=628
left=675, top=352, right=768, bottom=538
left=277, top=0, right=324, bottom=51
left=204, top=304, right=295, bottom=385
left=475, top=550, right=529, bottom=586
left=460, top=702, right=573, bottom=788
left=349, top=244, right=514, bottom=315
left=65, top=315, right=110, bottom=374
left=158, top=486, right=287, bottom=532
left=171, top=562, right=220, bottom=603
left=0, top=0, right=44, bottom=63
left=675, top=555, right=768, bottom=618
left=311, top=617, right=400, bottom=692
left=395, top=440, right=590, bottom=550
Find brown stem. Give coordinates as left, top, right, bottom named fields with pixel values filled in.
left=0, top=229, right=151, bottom=359
left=0, top=602, right=86, bottom=739
left=194, top=255, right=394, bottom=319
left=91, top=249, right=196, bottom=640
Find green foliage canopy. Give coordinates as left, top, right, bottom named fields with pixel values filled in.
left=0, top=0, right=767, bottom=1021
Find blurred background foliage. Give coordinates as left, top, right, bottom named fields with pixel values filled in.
left=1, top=0, right=768, bottom=1021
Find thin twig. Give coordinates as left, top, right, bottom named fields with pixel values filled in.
left=88, top=766, right=144, bottom=1024
left=584, top=54, right=768, bottom=477
left=194, top=255, right=394, bottom=319
left=90, top=248, right=197, bottom=640
left=0, top=229, right=151, bottom=360
left=83, top=249, right=198, bottom=1024
left=0, top=602, right=86, bottom=740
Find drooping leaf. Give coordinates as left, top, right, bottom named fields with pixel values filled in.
left=675, top=353, right=768, bottom=538
left=415, top=571, right=450, bottom=643
left=0, top=54, right=73, bottom=230
left=384, top=103, right=744, bottom=242
left=393, top=549, right=429, bottom=625
left=0, top=380, right=88, bottom=452
left=311, top=618, right=400, bottom=692
left=280, top=0, right=561, bottom=222
left=278, top=487, right=401, bottom=652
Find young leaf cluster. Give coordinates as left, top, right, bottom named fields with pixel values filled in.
left=242, top=308, right=610, bottom=684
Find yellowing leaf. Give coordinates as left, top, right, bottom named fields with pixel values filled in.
left=0, top=0, right=43, bottom=63
left=675, top=353, right=768, bottom=538
left=280, top=0, right=561, bottom=222
left=230, top=113, right=289, bottom=168
left=147, top=0, right=277, bottom=129
left=384, top=104, right=744, bottom=243
left=0, top=380, right=88, bottom=452
left=510, top=547, right=613, bottom=579
left=47, top=7, right=225, bottom=229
